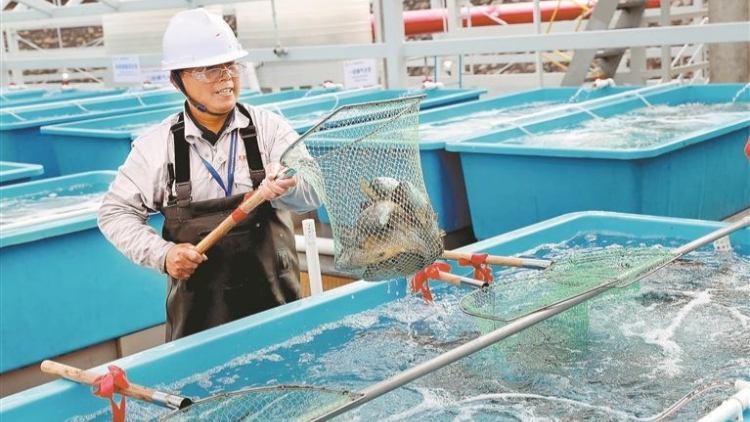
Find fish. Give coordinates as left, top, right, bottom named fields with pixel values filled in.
left=370, top=177, right=400, bottom=200
left=392, top=180, right=430, bottom=211
left=356, top=200, right=400, bottom=232
left=335, top=177, right=444, bottom=281
left=336, top=217, right=444, bottom=281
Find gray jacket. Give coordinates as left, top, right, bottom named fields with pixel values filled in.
left=98, top=104, right=322, bottom=273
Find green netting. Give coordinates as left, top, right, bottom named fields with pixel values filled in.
left=160, top=386, right=362, bottom=422
left=460, top=247, right=675, bottom=323
left=459, top=247, right=675, bottom=369
left=280, top=96, right=444, bottom=281
left=473, top=301, right=592, bottom=371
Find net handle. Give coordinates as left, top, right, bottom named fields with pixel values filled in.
left=194, top=192, right=266, bottom=255
left=40, top=360, right=191, bottom=410
left=441, top=250, right=551, bottom=269
left=194, top=169, right=295, bottom=254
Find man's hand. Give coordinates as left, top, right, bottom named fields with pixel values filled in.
left=166, top=243, right=207, bottom=280
left=257, top=162, right=297, bottom=201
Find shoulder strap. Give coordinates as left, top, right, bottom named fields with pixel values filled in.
left=169, top=112, right=192, bottom=207
left=237, top=104, right=266, bottom=188
left=168, top=106, right=267, bottom=207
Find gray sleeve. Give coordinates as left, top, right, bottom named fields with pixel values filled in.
left=256, top=108, right=323, bottom=212
left=97, top=134, right=174, bottom=274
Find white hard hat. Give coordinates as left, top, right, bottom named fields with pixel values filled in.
left=161, top=8, right=248, bottom=71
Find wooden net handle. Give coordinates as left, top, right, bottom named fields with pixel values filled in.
left=194, top=168, right=296, bottom=255
left=194, top=193, right=267, bottom=255
left=41, top=360, right=191, bottom=410
left=441, top=250, right=551, bottom=269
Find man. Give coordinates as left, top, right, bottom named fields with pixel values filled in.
left=98, top=8, right=321, bottom=341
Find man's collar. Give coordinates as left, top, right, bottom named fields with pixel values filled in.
left=183, top=104, right=248, bottom=144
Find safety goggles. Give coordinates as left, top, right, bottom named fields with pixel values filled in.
left=185, top=62, right=247, bottom=83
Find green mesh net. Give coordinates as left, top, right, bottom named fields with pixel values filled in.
left=160, top=386, right=362, bottom=422
left=460, top=246, right=676, bottom=323
left=280, top=96, right=444, bottom=281
left=459, top=247, right=676, bottom=369
left=472, top=301, right=592, bottom=371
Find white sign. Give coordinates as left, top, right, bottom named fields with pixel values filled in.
left=343, top=59, right=378, bottom=89
left=141, top=69, right=171, bottom=86
left=111, top=55, right=142, bottom=84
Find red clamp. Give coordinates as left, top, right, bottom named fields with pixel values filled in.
left=744, top=135, right=749, bottom=160
left=93, top=365, right=130, bottom=422
left=412, top=261, right=451, bottom=302
left=457, top=253, right=493, bottom=282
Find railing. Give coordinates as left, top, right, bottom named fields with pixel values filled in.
left=405, top=1, right=712, bottom=90
left=1, top=0, right=742, bottom=92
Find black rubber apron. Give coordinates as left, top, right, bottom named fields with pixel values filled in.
left=161, top=106, right=300, bottom=341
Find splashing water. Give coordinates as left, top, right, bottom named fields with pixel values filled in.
left=567, top=86, right=595, bottom=103
left=0, top=188, right=104, bottom=231
left=69, top=233, right=750, bottom=422
left=504, top=102, right=750, bottom=149
left=732, top=83, right=750, bottom=104
left=419, top=102, right=559, bottom=142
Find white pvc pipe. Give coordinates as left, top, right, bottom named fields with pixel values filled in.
left=697, top=380, right=750, bottom=422
left=295, top=234, right=335, bottom=256
left=302, top=219, right=324, bottom=296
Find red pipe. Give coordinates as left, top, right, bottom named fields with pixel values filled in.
left=400, top=0, right=661, bottom=36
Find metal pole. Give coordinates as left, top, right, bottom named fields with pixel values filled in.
left=533, top=0, right=543, bottom=87
left=381, top=0, right=407, bottom=89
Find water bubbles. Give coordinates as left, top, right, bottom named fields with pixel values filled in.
left=419, top=102, right=558, bottom=142
left=503, top=102, right=750, bottom=149
left=0, top=189, right=104, bottom=231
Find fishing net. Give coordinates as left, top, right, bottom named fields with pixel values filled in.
left=280, top=96, right=444, bottom=281
left=460, top=246, right=675, bottom=324
left=458, top=246, right=675, bottom=368
left=161, top=386, right=362, bottom=422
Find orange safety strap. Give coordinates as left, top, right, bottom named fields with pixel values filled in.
left=93, top=365, right=130, bottom=422
left=456, top=253, right=494, bottom=282
left=744, top=135, right=749, bottom=160
left=411, top=261, right=452, bottom=302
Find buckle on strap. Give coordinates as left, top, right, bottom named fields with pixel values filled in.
left=175, top=181, right=192, bottom=207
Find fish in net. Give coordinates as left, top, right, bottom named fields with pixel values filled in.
left=280, top=95, right=444, bottom=281
left=194, top=95, right=443, bottom=281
